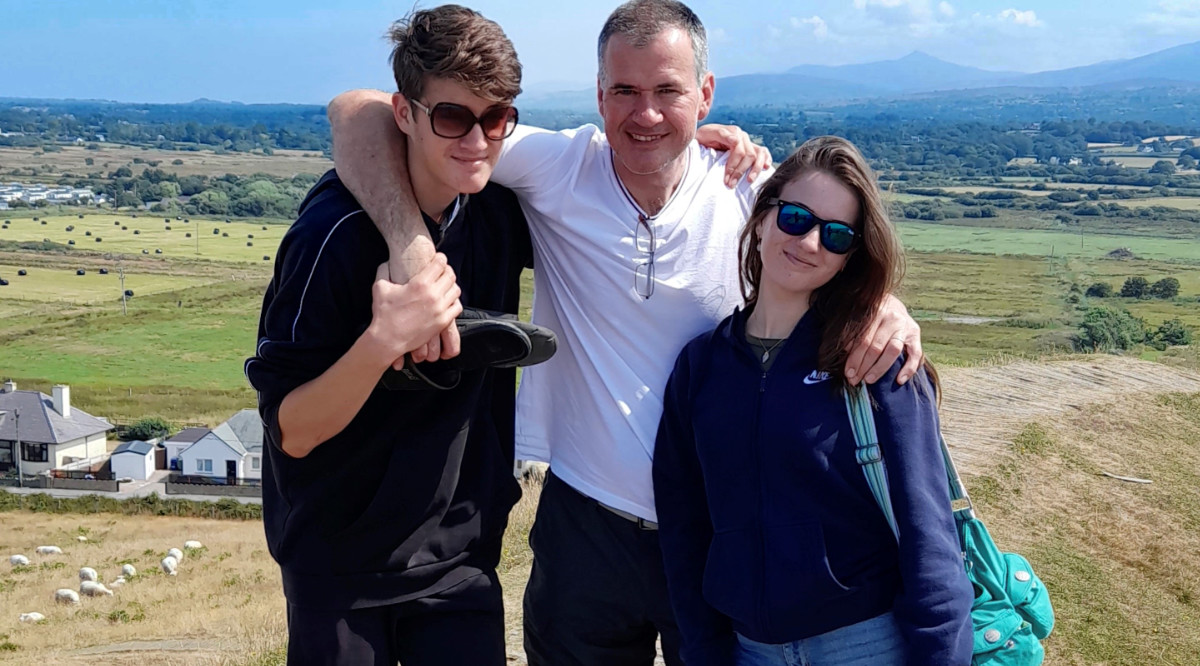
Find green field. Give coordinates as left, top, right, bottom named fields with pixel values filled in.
left=1117, top=196, right=1200, bottom=211
left=0, top=212, right=288, bottom=264
left=898, top=221, right=1200, bottom=262
left=2, top=207, right=1198, bottom=423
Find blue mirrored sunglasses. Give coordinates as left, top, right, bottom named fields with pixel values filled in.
left=767, top=197, right=859, bottom=255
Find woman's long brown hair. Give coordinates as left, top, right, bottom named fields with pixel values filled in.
left=738, top=136, right=937, bottom=391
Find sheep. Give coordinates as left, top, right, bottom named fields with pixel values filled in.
left=167, top=547, right=183, bottom=561
left=75, top=535, right=88, bottom=542
left=183, top=540, right=203, bottom=550
left=78, top=567, right=98, bottom=582
left=110, top=577, right=126, bottom=588
left=36, top=545, right=63, bottom=556
left=55, top=589, right=81, bottom=605
left=80, top=580, right=113, bottom=597
left=121, top=563, right=137, bottom=577
left=160, top=555, right=178, bottom=576
left=19, top=612, right=46, bottom=623
left=9, top=554, right=30, bottom=566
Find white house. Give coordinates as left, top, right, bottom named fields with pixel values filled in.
left=164, top=427, right=210, bottom=471
left=178, top=409, right=263, bottom=480
left=0, top=382, right=112, bottom=476
left=110, top=440, right=155, bottom=480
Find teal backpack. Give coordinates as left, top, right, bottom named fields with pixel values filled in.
left=843, top=384, right=1054, bottom=665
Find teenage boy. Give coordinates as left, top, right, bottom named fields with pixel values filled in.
left=245, top=6, right=532, bottom=665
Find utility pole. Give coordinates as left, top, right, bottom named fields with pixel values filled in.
left=119, top=265, right=127, bottom=316
left=14, top=408, right=22, bottom=489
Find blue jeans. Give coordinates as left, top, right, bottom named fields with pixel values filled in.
left=734, top=612, right=907, bottom=666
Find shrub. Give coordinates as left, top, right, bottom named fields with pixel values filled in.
left=1120, top=276, right=1150, bottom=299
left=1149, top=277, right=1180, bottom=299
left=1086, top=282, right=1113, bottom=298
left=121, top=417, right=172, bottom=442
left=1076, top=306, right=1146, bottom=352
left=1154, top=318, right=1192, bottom=348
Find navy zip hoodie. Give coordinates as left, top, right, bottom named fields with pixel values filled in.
left=245, top=170, right=531, bottom=610
left=653, top=306, right=973, bottom=666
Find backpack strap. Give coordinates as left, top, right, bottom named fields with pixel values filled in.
left=843, top=384, right=899, bottom=540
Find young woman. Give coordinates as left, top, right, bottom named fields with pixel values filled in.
left=653, top=136, right=974, bottom=666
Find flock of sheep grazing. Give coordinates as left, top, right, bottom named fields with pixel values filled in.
left=9, top=539, right=204, bottom=622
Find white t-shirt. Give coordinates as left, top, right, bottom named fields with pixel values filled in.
left=493, top=124, right=763, bottom=522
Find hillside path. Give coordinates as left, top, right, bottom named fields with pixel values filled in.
left=938, top=355, right=1200, bottom=474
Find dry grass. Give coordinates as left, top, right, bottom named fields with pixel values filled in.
left=969, top=396, right=1200, bottom=665
left=0, top=513, right=281, bottom=665
left=0, top=146, right=330, bottom=180
left=0, top=478, right=545, bottom=666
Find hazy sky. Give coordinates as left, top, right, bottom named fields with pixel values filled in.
left=4, top=0, right=1200, bottom=104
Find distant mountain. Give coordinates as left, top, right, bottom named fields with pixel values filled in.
left=511, top=40, right=1200, bottom=110
left=787, top=51, right=1017, bottom=93
left=1013, top=40, right=1200, bottom=88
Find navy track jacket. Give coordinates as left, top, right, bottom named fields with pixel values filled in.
left=246, top=171, right=531, bottom=610
left=653, top=306, right=973, bottom=666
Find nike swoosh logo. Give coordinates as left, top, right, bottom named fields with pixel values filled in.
left=803, top=371, right=830, bottom=385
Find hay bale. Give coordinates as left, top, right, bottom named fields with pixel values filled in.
left=142, top=249, right=149, bottom=254
left=124, top=289, right=134, bottom=297
left=133, top=230, right=140, bottom=235
left=17, top=269, right=27, bottom=276
left=66, top=225, right=75, bottom=231
left=262, top=226, right=267, bottom=230
left=131, top=214, right=137, bottom=218
left=247, top=241, right=253, bottom=246
left=85, top=230, right=91, bottom=236
left=121, top=226, right=127, bottom=230
left=0, top=278, right=8, bottom=286
left=33, top=217, right=38, bottom=221
left=114, top=221, right=120, bottom=226
left=165, top=225, right=171, bottom=230
left=263, top=255, right=270, bottom=261
left=76, top=269, right=85, bottom=276
left=248, top=234, right=254, bottom=238
left=222, top=232, right=229, bottom=237
left=95, top=237, right=102, bottom=242
left=184, top=218, right=190, bottom=223
left=41, top=220, right=47, bottom=225
left=185, top=232, right=191, bottom=238
left=155, top=249, right=163, bottom=254
left=99, top=268, right=109, bottom=275
left=213, top=229, right=220, bottom=235
left=68, top=240, right=76, bottom=245
left=78, top=214, right=84, bottom=219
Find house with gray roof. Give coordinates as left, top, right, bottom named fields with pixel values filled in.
left=164, top=426, right=210, bottom=470
left=0, top=381, right=113, bottom=476
left=178, top=409, right=264, bottom=480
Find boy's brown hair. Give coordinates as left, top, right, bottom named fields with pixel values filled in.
left=389, top=5, right=522, bottom=104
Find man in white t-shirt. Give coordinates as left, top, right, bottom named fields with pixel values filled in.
left=327, top=2, right=924, bottom=664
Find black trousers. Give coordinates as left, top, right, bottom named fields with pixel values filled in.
left=523, top=470, right=683, bottom=666
left=285, top=571, right=505, bottom=666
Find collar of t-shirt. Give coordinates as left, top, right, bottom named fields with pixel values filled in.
left=422, top=194, right=467, bottom=245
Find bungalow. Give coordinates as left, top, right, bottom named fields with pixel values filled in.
left=0, top=382, right=113, bottom=476
left=164, top=426, right=210, bottom=470
left=178, top=409, right=263, bottom=481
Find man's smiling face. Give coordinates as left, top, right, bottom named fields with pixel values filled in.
left=598, top=27, right=714, bottom=181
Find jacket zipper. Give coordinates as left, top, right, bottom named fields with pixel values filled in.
left=753, top=364, right=769, bottom=636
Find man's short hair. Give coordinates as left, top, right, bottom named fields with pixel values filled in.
left=389, top=5, right=522, bottom=104
left=597, top=0, right=708, bottom=85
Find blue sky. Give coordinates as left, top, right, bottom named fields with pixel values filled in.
left=4, top=1, right=1200, bottom=104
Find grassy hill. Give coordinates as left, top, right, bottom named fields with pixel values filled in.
left=2, top=358, right=1198, bottom=664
